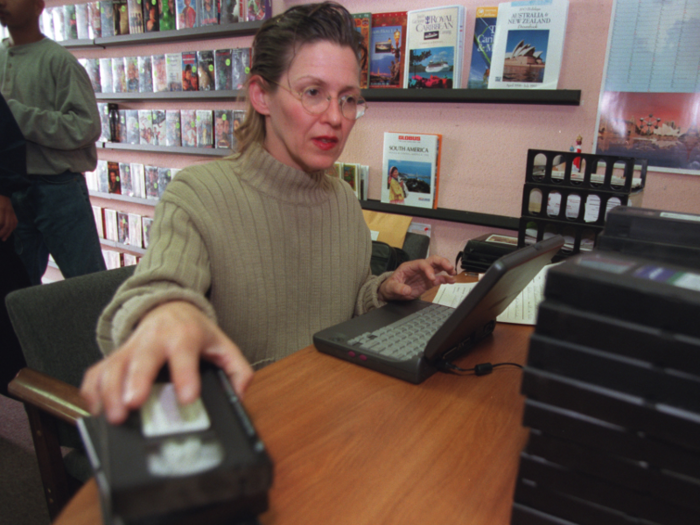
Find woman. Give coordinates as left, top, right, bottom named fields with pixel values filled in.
left=388, top=165, right=407, bottom=204
left=81, top=2, right=455, bottom=424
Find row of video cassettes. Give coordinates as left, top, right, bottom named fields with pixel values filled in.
left=512, top=210, right=700, bottom=525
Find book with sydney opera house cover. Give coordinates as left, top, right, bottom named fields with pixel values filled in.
left=488, top=0, right=569, bottom=90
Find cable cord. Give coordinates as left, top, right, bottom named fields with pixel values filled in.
left=437, top=360, right=523, bottom=376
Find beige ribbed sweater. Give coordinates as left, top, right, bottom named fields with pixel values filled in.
left=96, top=145, right=387, bottom=368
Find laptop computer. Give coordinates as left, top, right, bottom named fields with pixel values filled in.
left=314, top=235, right=565, bottom=384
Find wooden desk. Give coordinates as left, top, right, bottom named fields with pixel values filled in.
left=55, top=318, right=533, bottom=525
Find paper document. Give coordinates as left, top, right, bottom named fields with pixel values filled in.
left=433, top=263, right=560, bottom=325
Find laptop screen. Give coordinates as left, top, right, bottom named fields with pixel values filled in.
left=425, top=235, right=564, bottom=363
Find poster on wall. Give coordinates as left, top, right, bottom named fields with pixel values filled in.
left=594, top=0, right=700, bottom=175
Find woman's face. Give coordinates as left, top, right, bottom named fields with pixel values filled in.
left=261, top=41, right=360, bottom=173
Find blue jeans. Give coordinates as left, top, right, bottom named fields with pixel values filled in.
left=11, top=171, right=106, bottom=285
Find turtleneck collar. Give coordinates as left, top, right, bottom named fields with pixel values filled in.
left=236, top=143, right=335, bottom=206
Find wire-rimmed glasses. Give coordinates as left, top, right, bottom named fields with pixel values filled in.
left=271, top=81, right=368, bottom=121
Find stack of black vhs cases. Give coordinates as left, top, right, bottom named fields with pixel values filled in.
left=511, top=246, right=700, bottom=525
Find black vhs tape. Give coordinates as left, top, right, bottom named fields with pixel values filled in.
left=513, top=478, right=658, bottom=525
left=517, top=453, right=698, bottom=525
left=521, top=368, right=700, bottom=453
left=527, top=332, right=700, bottom=413
left=523, top=399, right=700, bottom=480
left=543, top=252, right=700, bottom=340
left=598, top=207, right=700, bottom=268
left=511, top=502, right=580, bottom=525
left=523, top=429, right=700, bottom=513
left=78, top=365, right=273, bottom=525
left=535, top=300, right=700, bottom=376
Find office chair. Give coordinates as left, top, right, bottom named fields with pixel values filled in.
left=6, top=265, right=135, bottom=519
left=401, top=232, right=431, bottom=261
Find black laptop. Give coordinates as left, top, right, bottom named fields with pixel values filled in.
left=314, top=235, right=564, bottom=384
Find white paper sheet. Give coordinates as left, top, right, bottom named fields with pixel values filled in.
left=432, top=263, right=560, bottom=325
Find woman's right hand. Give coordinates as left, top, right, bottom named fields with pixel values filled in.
left=80, top=301, right=254, bottom=425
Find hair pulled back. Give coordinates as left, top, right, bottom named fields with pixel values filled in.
left=234, top=2, right=365, bottom=154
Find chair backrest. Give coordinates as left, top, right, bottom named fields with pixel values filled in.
left=5, top=266, right=135, bottom=389
left=402, top=232, right=430, bottom=261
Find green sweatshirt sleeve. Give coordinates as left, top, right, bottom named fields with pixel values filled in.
left=7, top=57, right=101, bottom=151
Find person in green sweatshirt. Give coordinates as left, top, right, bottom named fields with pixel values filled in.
left=0, top=0, right=105, bottom=285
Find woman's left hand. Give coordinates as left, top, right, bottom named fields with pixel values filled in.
left=378, top=255, right=456, bottom=302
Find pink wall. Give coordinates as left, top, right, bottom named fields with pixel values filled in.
left=47, top=0, right=700, bottom=280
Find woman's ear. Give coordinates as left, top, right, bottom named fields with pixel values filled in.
left=248, top=76, right=271, bottom=116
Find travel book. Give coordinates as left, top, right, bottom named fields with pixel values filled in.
left=404, top=5, right=466, bottom=89
left=488, top=0, right=569, bottom=89
left=341, top=163, right=359, bottom=198
left=369, top=12, right=407, bottom=88
left=381, top=132, right=442, bottom=209
left=467, top=6, right=498, bottom=89
left=352, top=13, right=371, bottom=89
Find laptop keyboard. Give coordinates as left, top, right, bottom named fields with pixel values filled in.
left=347, top=303, right=454, bottom=360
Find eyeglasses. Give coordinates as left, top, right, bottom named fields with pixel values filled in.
left=270, top=80, right=367, bottom=121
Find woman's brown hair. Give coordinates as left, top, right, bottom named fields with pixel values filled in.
left=234, top=2, right=366, bottom=154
